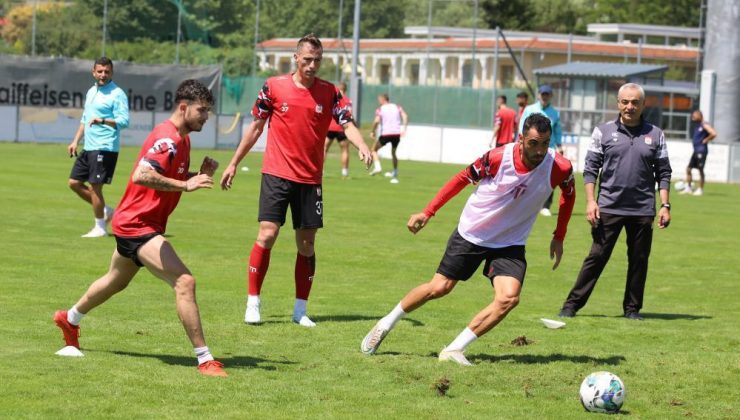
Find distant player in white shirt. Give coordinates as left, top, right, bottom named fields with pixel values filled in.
left=369, top=94, right=408, bottom=183
left=361, top=114, right=576, bottom=365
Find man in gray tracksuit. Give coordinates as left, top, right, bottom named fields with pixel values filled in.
left=558, top=83, right=672, bottom=321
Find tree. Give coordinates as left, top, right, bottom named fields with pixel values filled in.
left=481, top=0, right=535, bottom=31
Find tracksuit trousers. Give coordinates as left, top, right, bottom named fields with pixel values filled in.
left=562, top=213, right=654, bottom=314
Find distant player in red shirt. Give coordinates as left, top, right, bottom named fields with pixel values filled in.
left=514, top=91, right=529, bottom=132
left=361, top=114, right=575, bottom=365
left=220, top=34, right=373, bottom=328
left=324, top=82, right=353, bottom=178
left=53, top=80, right=227, bottom=377
left=490, top=95, right=516, bottom=147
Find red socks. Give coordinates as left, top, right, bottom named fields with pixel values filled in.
left=249, top=244, right=315, bottom=300
left=295, top=253, right=316, bottom=300
left=247, top=243, right=271, bottom=296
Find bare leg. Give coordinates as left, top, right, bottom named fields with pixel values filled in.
left=340, top=141, right=350, bottom=172
left=698, top=168, right=705, bottom=189
left=391, top=146, right=399, bottom=173
left=371, top=140, right=382, bottom=166
left=324, top=137, right=332, bottom=159
left=400, top=273, right=458, bottom=313
left=137, top=235, right=206, bottom=348
left=685, top=167, right=693, bottom=189
left=89, top=183, right=106, bottom=219
left=69, top=179, right=92, bottom=204
left=73, top=250, right=140, bottom=314
left=466, top=276, right=521, bottom=337
left=257, top=221, right=281, bottom=249
left=295, top=228, right=317, bottom=257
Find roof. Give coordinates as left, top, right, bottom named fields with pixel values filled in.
left=587, top=23, right=701, bottom=39
left=533, top=61, right=669, bottom=79
left=404, top=26, right=595, bottom=42
left=258, top=38, right=698, bottom=61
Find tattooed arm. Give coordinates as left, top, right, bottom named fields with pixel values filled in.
left=132, top=164, right=213, bottom=192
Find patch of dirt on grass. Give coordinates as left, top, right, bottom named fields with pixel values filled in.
left=433, top=376, right=451, bottom=397
left=511, top=335, right=533, bottom=346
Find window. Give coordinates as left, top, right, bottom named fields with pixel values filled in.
left=380, top=64, right=391, bottom=85
left=501, top=65, right=514, bottom=87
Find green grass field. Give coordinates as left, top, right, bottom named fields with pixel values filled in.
left=1, top=142, right=738, bottom=419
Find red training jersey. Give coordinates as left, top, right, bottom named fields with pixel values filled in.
left=112, top=120, right=190, bottom=237
left=494, top=106, right=517, bottom=146
left=423, top=144, right=575, bottom=241
left=252, top=75, right=353, bottom=184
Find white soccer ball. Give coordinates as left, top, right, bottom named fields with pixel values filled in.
left=579, top=371, right=626, bottom=414
left=674, top=180, right=686, bottom=191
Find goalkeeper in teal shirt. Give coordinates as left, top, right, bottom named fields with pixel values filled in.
left=67, top=57, right=129, bottom=238
left=518, top=84, right=562, bottom=216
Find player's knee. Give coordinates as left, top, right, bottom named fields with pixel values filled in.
left=496, top=295, right=520, bottom=311
left=68, top=179, right=82, bottom=190
left=298, top=239, right=314, bottom=254
left=257, top=229, right=279, bottom=247
left=174, top=274, right=196, bottom=297
left=428, top=283, right=453, bottom=299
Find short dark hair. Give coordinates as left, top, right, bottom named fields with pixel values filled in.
left=297, top=33, right=322, bottom=52
left=174, top=79, right=214, bottom=106
left=94, top=56, right=113, bottom=69
left=498, top=95, right=507, bottom=103
left=522, top=113, right=551, bottom=136
left=517, top=91, right=528, bottom=99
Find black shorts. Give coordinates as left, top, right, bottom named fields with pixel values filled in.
left=69, top=150, right=119, bottom=184
left=436, top=229, right=527, bottom=282
left=378, top=135, right=401, bottom=148
left=327, top=131, right=347, bottom=142
left=688, top=152, right=707, bottom=170
left=258, top=174, right=323, bottom=229
left=115, top=233, right=159, bottom=267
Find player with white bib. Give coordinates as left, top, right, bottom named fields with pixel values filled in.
left=361, top=114, right=575, bottom=365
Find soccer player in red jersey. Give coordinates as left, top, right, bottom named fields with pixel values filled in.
left=53, top=80, right=227, bottom=377
left=220, top=34, right=373, bottom=328
left=361, top=114, right=575, bottom=365
left=490, top=95, right=516, bottom=148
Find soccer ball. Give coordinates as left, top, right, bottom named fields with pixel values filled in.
left=579, top=371, right=626, bottom=413
left=674, top=180, right=686, bottom=191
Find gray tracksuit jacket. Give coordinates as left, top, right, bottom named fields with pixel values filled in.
left=583, top=118, right=672, bottom=217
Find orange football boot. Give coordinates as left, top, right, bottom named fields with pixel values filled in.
left=53, top=310, right=80, bottom=349
left=198, top=360, right=228, bottom=377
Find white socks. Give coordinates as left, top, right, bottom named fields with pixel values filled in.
left=194, top=346, right=214, bottom=365
left=94, top=218, right=106, bottom=231
left=67, top=306, right=85, bottom=326
left=247, top=295, right=260, bottom=307
left=293, top=298, right=308, bottom=318
left=374, top=161, right=382, bottom=171
left=378, top=302, right=406, bottom=330
left=341, top=168, right=349, bottom=177
left=444, top=327, right=478, bottom=352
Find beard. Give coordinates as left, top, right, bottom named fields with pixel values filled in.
left=185, top=119, right=205, bottom=133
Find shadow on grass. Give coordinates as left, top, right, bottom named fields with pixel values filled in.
left=576, top=313, right=711, bottom=321
left=105, top=350, right=294, bottom=371
left=640, top=313, right=712, bottom=321
left=465, top=353, right=626, bottom=365
left=259, top=314, right=425, bottom=327
left=311, top=314, right=424, bottom=327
